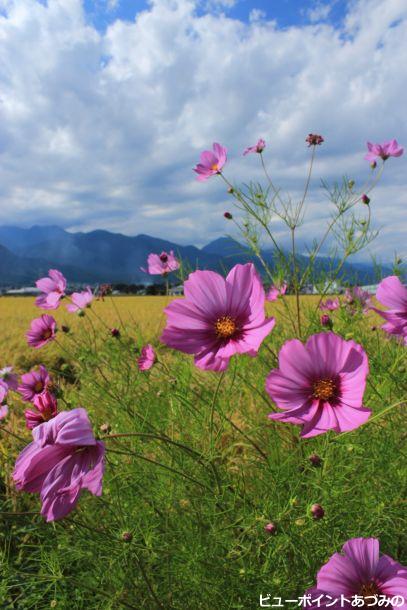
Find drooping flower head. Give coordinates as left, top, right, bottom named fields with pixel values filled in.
left=319, top=298, right=340, bottom=311
left=138, top=344, right=156, bottom=371
left=67, top=287, right=94, bottom=314
left=364, top=139, right=404, bottom=163
left=26, top=315, right=57, bottom=349
left=373, top=275, right=407, bottom=346
left=35, top=269, right=67, bottom=310
left=306, top=134, right=324, bottom=146
left=18, top=365, right=51, bottom=402
left=243, top=138, right=266, bottom=156
left=266, top=283, right=287, bottom=302
left=25, top=391, right=58, bottom=430
left=0, top=381, right=8, bottom=420
left=266, top=332, right=371, bottom=438
left=161, top=263, right=275, bottom=371
left=193, top=142, right=227, bottom=181
left=305, top=537, right=407, bottom=609
left=144, top=251, right=180, bottom=276
left=0, top=366, right=18, bottom=391
left=13, top=408, right=105, bottom=522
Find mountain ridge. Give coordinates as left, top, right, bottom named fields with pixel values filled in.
left=0, top=225, right=393, bottom=286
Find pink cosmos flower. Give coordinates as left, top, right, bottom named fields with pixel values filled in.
left=0, top=381, right=8, bottom=420
left=161, top=263, right=275, bottom=371
left=138, top=344, right=156, bottom=371
left=364, top=140, right=404, bottom=162
left=0, top=366, right=19, bottom=391
left=319, top=298, right=340, bottom=311
left=266, top=332, right=371, bottom=438
left=18, top=365, right=51, bottom=402
left=344, top=287, right=372, bottom=313
left=193, top=142, right=227, bottom=181
left=143, top=251, right=180, bottom=276
left=266, top=283, right=287, bottom=302
left=373, top=275, right=407, bottom=346
left=67, top=287, right=94, bottom=313
left=243, top=138, right=266, bottom=155
left=305, top=537, right=407, bottom=610
left=26, top=315, right=57, bottom=349
left=35, top=269, right=67, bottom=310
left=13, top=408, right=105, bottom=522
left=25, top=391, right=58, bottom=430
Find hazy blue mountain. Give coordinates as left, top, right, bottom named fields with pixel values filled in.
left=0, top=225, right=394, bottom=286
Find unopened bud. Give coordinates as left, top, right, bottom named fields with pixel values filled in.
left=227, top=186, right=234, bottom=194
left=61, top=325, right=70, bottom=333
left=224, top=212, right=233, bottom=219
left=122, top=531, right=133, bottom=542
left=348, top=180, right=355, bottom=189
left=370, top=161, right=377, bottom=169
left=320, top=314, right=332, bottom=329
left=100, top=423, right=111, bottom=434
left=264, top=522, right=277, bottom=535
left=362, top=194, right=370, bottom=205
left=309, top=453, right=322, bottom=467
left=111, top=327, right=120, bottom=337
left=311, top=503, right=325, bottom=520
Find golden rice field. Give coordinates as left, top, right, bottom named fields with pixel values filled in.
left=0, top=294, right=379, bottom=367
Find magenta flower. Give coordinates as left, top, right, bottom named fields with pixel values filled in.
left=266, top=332, right=371, bottom=438
left=25, top=391, right=58, bottom=430
left=67, top=287, right=94, bottom=313
left=143, top=251, right=180, bottom=276
left=306, top=134, right=324, bottom=146
left=319, top=298, right=340, bottom=311
left=266, top=283, right=287, bottom=302
left=243, top=138, right=266, bottom=155
left=161, top=263, right=275, bottom=371
left=35, top=269, right=67, bottom=310
left=13, top=408, right=105, bottom=522
left=18, top=365, right=51, bottom=402
left=0, top=366, right=18, bottom=391
left=26, top=315, right=57, bottom=349
left=138, top=344, right=156, bottom=371
left=365, top=139, right=404, bottom=162
left=193, top=142, right=227, bottom=181
left=0, top=381, right=8, bottom=420
left=344, top=287, right=372, bottom=313
left=373, top=275, right=407, bottom=346
left=305, top=537, right=407, bottom=610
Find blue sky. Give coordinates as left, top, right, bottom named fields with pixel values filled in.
left=84, top=0, right=347, bottom=31
left=0, top=0, right=406, bottom=262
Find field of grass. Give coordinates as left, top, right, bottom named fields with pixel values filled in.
left=1, top=295, right=406, bottom=609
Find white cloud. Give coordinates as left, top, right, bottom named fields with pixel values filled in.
left=0, top=0, right=406, bottom=262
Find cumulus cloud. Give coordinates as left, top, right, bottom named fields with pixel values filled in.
left=0, top=0, right=406, bottom=261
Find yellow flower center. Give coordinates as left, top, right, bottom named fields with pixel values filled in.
left=359, top=581, right=381, bottom=602
left=211, top=163, right=219, bottom=172
left=34, top=381, right=44, bottom=393
left=214, top=316, right=237, bottom=339
left=43, top=329, right=52, bottom=340
left=312, top=378, right=336, bottom=401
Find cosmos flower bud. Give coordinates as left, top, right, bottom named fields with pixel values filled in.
left=61, top=325, right=70, bottom=334
left=371, top=325, right=377, bottom=332
left=111, top=327, right=120, bottom=338
left=362, top=194, right=370, bottom=205
left=264, top=522, right=277, bottom=535
left=348, top=180, right=355, bottom=189
left=122, top=531, right=133, bottom=543
left=227, top=186, right=234, bottom=194
left=370, top=161, right=377, bottom=169
left=320, top=314, right=332, bottom=329
left=309, top=453, right=322, bottom=467
left=100, top=423, right=111, bottom=434
left=224, top=212, right=233, bottom=219
left=311, top=503, right=325, bottom=519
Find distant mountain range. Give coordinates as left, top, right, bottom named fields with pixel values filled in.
left=0, top=225, right=393, bottom=287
